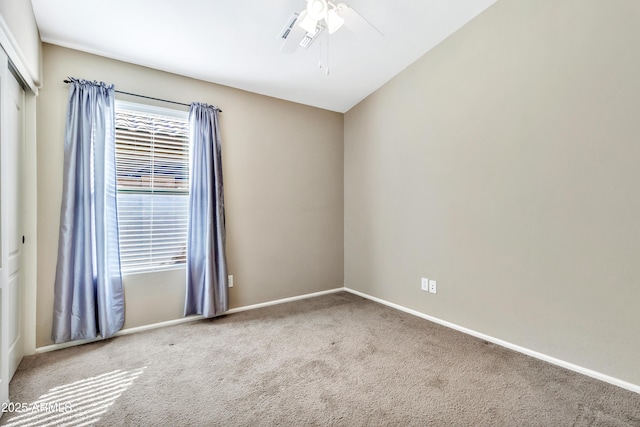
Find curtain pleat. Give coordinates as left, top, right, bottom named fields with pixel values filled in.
left=184, top=103, right=228, bottom=318
left=52, top=78, right=125, bottom=343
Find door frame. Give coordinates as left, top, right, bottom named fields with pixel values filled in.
left=0, top=20, right=38, bottom=407
left=0, top=20, right=38, bottom=358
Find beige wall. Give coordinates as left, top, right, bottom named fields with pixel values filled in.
left=345, top=0, right=640, bottom=386
left=37, top=44, right=344, bottom=347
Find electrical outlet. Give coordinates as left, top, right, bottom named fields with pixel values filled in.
left=421, top=277, right=429, bottom=291
left=228, top=275, right=234, bottom=288
left=428, top=279, right=437, bottom=294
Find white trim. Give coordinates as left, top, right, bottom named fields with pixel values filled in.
left=0, top=14, right=38, bottom=94
left=225, top=288, right=343, bottom=315
left=36, top=337, right=103, bottom=354
left=37, top=285, right=638, bottom=396
left=35, top=288, right=344, bottom=354
left=115, top=100, right=188, bottom=119
left=22, top=93, right=37, bottom=356
left=344, top=287, right=640, bottom=395
left=112, top=315, right=206, bottom=338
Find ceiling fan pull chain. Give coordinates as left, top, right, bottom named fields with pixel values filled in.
left=324, top=24, right=330, bottom=76
left=319, top=36, right=324, bottom=70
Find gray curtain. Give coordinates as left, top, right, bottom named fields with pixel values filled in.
left=184, top=103, right=228, bottom=318
left=52, top=78, right=125, bottom=344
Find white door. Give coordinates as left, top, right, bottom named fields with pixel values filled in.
left=0, top=49, right=25, bottom=405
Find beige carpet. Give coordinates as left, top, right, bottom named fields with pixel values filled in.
left=2, top=292, right=639, bottom=426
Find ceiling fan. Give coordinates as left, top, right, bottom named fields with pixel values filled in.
left=279, top=0, right=382, bottom=54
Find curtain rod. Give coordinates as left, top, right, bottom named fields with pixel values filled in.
left=62, top=79, right=222, bottom=112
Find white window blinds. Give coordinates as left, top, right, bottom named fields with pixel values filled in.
left=114, top=101, right=190, bottom=273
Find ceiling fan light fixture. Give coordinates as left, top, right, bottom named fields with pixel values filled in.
left=307, top=0, right=328, bottom=21
left=326, top=8, right=345, bottom=34
left=297, top=10, right=319, bottom=34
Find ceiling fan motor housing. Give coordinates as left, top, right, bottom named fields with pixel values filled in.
left=307, top=0, right=328, bottom=20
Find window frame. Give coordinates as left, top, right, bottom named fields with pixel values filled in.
left=114, top=100, right=190, bottom=275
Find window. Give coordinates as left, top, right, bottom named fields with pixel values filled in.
left=114, top=101, right=189, bottom=273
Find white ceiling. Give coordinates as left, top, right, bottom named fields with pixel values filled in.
left=30, top=0, right=496, bottom=113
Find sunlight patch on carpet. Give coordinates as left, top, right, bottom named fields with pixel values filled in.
left=4, top=367, right=146, bottom=426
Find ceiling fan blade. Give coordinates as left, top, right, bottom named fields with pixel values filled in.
left=337, top=3, right=383, bottom=39
left=279, top=13, right=307, bottom=53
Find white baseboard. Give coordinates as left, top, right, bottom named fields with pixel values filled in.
left=225, top=287, right=343, bottom=314
left=35, top=287, right=344, bottom=354
left=36, top=336, right=103, bottom=354
left=36, top=285, right=639, bottom=395
left=344, top=287, right=640, bottom=395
